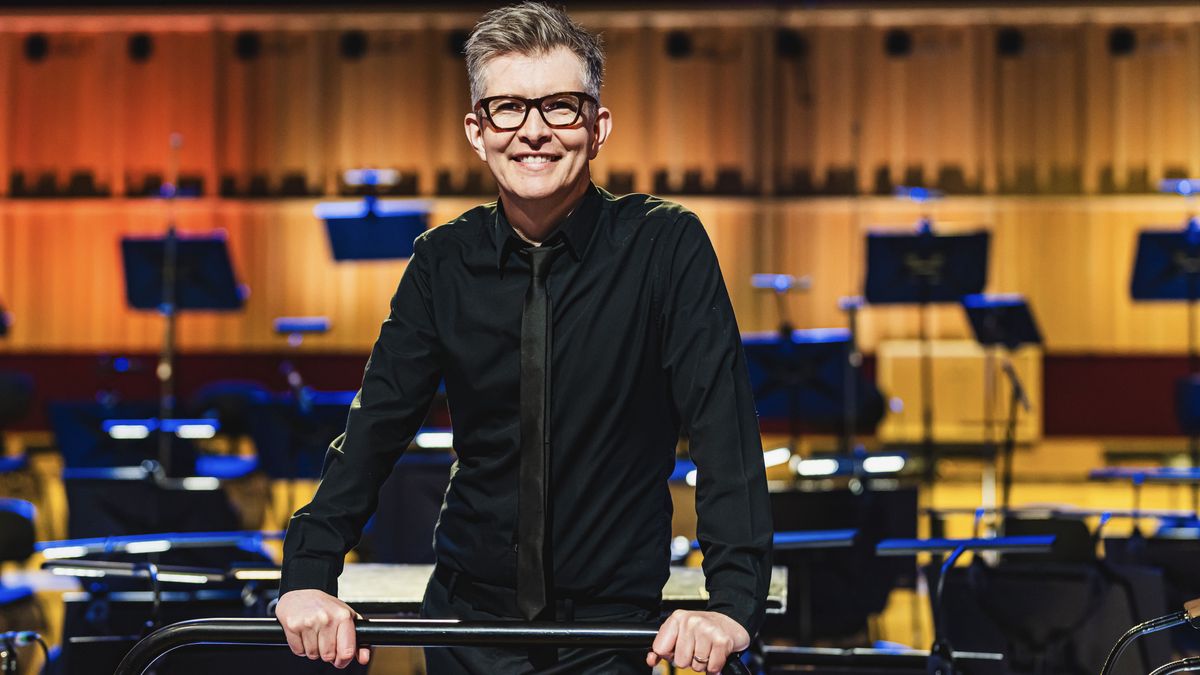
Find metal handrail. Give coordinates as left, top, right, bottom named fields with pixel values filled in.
left=112, top=618, right=752, bottom=675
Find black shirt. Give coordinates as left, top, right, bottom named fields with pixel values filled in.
left=280, top=183, right=773, bottom=634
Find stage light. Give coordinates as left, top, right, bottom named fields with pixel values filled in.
left=124, top=540, right=171, bottom=554
left=996, top=27, right=1024, bottom=57
left=776, top=29, right=807, bottom=59
left=234, top=31, right=261, bottom=61
left=1109, top=27, right=1136, bottom=56
left=863, top=455, right=906, bottom=474
left=129, top=33, right=153, bottom=62
left=24, top=34, right=48, bottom=63
left=156, top=572, right=209, bottom=584
left=415, top=431, right=454, bottom=449
left=340, top=30, right=368, bottom=61
left=665, top=31, right=693, bottom=59
left=41, top=546, right=87, bottom=560
left=884, top=29, right=912, bottom=58
left=795, top=458, right=840, bottom=477
left=763, top=447, right=792, bottom=468
left=684, top=469, right=698, bottom=487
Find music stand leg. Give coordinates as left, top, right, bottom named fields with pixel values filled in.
left=919, top=302, right=935, bottom=484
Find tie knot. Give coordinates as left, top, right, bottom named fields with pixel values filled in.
left=522, top=243, right=564, bottom=281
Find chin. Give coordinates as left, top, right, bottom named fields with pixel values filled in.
left=504, top=176, right=566, bottom=202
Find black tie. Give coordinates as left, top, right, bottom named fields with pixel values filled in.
left=517, top=243, right=563, bottom=621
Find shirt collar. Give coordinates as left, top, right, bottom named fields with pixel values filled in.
left=494, top=182, right=602, bottom=271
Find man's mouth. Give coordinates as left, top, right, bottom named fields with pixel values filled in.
left=513, top=154, right=560, bottom=164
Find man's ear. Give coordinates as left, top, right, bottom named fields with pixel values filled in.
left=464, top=112, right=488, bottom=162
left=588, top=106, right=612, bottom=160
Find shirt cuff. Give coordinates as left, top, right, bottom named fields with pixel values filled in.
left=279, top=557, right=341, bottom=598
left=706, top=591, right=763, bottom=639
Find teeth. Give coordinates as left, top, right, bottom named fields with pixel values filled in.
left=517, top=156, right=554, bottom=163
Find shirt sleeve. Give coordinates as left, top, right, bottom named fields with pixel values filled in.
left=279, top=234, right=443, bottom=597
left=659, top=214, right=773, bottom=637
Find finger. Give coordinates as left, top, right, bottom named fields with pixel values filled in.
left=301, top=620, right=320, bottom=660
left=673, top=616, right=696, bottom=669
left=707, top=637, right=731, bottom=674
left=282, top=625, right=304, bottom=658
left=708, top=645, right=729, bottom=675
left=691, top=631, right=713, bottom=673
left=318, top=615, right=338, bottom=663
left=334, top=615, right=356, bottom=668
left=651, top=612, right=680, bottom=660
left=357, top=646, right=372, bottom=665
left=646, top=651, right=659, bottom=667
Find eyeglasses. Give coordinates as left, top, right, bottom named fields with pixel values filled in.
left=474, top=91, right=597, bottom=131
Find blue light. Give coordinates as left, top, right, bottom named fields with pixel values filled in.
left=895, top=185, right=944, bottom=203
left=1161, top=178, right=1200, bottom=196
left=112, top=357, right=130, bottom=373
left=962, top=293, right=1025, bottom=309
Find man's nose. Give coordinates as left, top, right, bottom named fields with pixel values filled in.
left=516, top=106, right=552, bottom=144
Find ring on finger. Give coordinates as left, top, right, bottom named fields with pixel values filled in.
left=693, top=656, right=709, bottom=664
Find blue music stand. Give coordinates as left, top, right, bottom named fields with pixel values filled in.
left=864, top=214, right=991, bottom=482
left=121, top=235, right=244, bottom=311
left=963, top=293, right=1042, bottom=350
left=1132, top=183, right=1200, bottom=509
left=316, top=193, right=429, bottom=261
left=864, top=228, right=990, bottom=305
left=742, top=328, right=885, bottom=449
left=963, top=294, right=1040, bottom=514
left=121, top=234, right=245, bottom=475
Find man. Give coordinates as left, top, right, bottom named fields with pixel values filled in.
left=275, top=3, right=772, bottom=673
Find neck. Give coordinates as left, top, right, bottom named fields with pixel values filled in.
left=501, top=177, right=590, bottom=243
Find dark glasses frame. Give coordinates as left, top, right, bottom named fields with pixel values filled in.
left=474, top=91, right=598, bottom=131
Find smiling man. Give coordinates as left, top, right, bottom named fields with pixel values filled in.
left=275, top=3, right=772, bottom=674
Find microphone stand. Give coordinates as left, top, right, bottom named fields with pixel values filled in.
left=156, top=133, right=183, bottom=476
left=999, top=358, right=1032, bottom=516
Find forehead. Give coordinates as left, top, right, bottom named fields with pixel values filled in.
left=478, top=46, right=586, bottom=98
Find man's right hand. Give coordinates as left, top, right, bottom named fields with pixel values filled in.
left=275, top=589, right=370, bottom=669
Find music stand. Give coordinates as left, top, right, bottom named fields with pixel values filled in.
left=316, top=168, right=429, bottom=261
left=1131, top=184, right=1200, bottom=508
left=121, top=234, right=245, bottom=474
left=121, top=236, right=243, bottom=311
left=864, top=223, right=990, bottom=482
left=963, top=294, right=1042, bottom=515
left=742, top=328, right=885, bottom=450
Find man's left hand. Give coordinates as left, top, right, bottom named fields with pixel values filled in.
left=646, top=609, right=750, bottom=673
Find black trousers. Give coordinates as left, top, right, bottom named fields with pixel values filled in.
left=419, top=567, right=655, bottom=674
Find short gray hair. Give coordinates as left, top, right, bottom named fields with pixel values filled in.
left=463, top=2, right=605, bottom=105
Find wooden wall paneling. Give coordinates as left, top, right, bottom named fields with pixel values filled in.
left=645, top=25, right=702, bottom=189
left=707, top=26, right=757, bottom=190
left=856, top=26, right=885, bottom=192
left=973, top=25, right=998, bottom=194
left=328, top=28, right=430, bottom=183
left=9, top=33, right=97, bottom=182
left=584, top=26, right=644, bottom=192
left=773, top=21, right=813, bottom=194
left=1143, top=23, right=1193, bottom=185
left=811, top=25, right=860, bottom=192
left=215, top=30, right=255, bottom=192
left=1080, top=23, right=1111, bottom=194
left=1035, top=26, right=1083, bottom=190
left=995, top=29, right=1029, bottom=191
left=1188, top=23, right=1200, bottom=180
left=773, top=199, right=860, bottom=332
left=0, top=34, right=14, bottom=196
left=273, top=30, right=323, bottom=192
left=121, top=31, right=217, bottom=194
left=430, top=25, right=478, bottom=193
